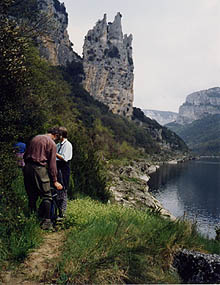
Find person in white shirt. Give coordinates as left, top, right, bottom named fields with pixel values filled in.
left=56, top=127, right=73, bottom=218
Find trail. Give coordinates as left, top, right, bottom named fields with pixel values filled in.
left=0, top=231, right=65, bottom=284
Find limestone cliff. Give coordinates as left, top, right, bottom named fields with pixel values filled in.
left=176, top=87, right=220, bottom=124
left=37, top=0, right=80, bottom=66
left=82, top=13, right=134, bottom=118
left=143, top=109, right=178, bottom=125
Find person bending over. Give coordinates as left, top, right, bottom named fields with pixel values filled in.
left=23, top=127, right=63, bottom=230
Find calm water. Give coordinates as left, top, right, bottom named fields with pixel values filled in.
left=148, top=157, right=220, bottom=239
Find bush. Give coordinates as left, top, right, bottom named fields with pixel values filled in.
left=69, top=129, right=111, bottom=203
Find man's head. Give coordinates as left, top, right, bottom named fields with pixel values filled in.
left=59, top=127, right=68, bottom=139
left=47, top=127, right=61, bottom=141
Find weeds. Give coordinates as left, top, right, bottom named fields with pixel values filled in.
left=0, top=172, right=42, bottom=266
left=54, top=198, right=218, bottom=284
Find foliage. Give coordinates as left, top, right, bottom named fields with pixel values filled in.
left=0, top=0, right=190, bottom=272
left=53, top=198, right=218, bottom=284
left=166, top=114, right=220, bottom=155
left=0, top=0, right=76, bottom=267
left=133, top=107, right=188, bottom=151
left=59, top=60, right=85, bottom=86
left=21, top=46, right=75, bottom=138
left=69, top=129, right=111, bottom=203
left=0, top=0, right=30, bottom=198
left=0, top=172, right=42, bottom=265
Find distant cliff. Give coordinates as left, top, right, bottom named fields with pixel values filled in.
left=82, top=13, right=134, bottom=118
left=166, top=87, right=220, bottom=155
left=176, top=87, right=220, bottom=124
left=143, top=109, right=178, bottom=125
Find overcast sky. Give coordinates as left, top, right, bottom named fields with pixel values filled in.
left=62, top=0, right=220, bottom=112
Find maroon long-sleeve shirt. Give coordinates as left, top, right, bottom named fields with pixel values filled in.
left=24, top=135, right=57, bottom=182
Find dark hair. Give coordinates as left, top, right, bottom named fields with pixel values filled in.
left=48, top=127, right=61, bottom=136
left=59, top=126, right=68, bottom=138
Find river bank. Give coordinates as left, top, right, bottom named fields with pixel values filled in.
left=107, top=156, right=220, bottom=283
left=107, top=155, right=192, bottom=220
left=1, top=158, right=219, bottom=284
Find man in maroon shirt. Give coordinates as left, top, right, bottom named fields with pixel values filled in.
left=23, top=127, right=63, bottom=230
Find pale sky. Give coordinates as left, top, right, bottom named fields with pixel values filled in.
left=62, top=0, right=220, bottom=112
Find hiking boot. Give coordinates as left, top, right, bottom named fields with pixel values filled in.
left=41, top=219, right=54, bottom=231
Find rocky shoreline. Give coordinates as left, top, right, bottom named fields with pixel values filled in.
left=108, top=155, right=192, bottom=219
left=108, top=158, right=176, bottom=219
left=108, top=156, right=220, bottom=284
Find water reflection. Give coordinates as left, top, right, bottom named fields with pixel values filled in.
left=148, top=158, right=220, bottom=238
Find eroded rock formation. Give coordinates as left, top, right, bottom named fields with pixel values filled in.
left=82, top=13, right=134, bottom=118
left=37, top=0, right=80, bottom=66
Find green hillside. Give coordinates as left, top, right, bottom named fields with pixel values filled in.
left=166, top=114, right=220, bottom=155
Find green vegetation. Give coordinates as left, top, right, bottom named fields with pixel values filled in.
left=166, top=114, right=220, bottom=155
left=1, top=176, right=219, bottom=283
left=54, top=198, right=219, bottom=284
left=0, top=0, right=109, bottom=268
left=1, top=1, right=208, bottom=282
left=0, top=172, right=42, bottom=265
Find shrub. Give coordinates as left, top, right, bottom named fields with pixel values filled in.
left=69, top=129, right=111, bottom=203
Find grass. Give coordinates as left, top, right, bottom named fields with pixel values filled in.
left=1, top=172, right=219, bottom=283
left=52, top=198, right=220, bottom=284
left=7, top=215, right=42, bottom=262
left=0, top=172, right=43, bottom=267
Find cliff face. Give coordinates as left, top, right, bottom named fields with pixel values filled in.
left=34, top=4, right=134, bottom=118
left=37, top=0, right=80, bottom=66
left=143, top=109, right=178, bottom=125
left=176, top=87, right=220, bottom=124
left=82, top=13, right=134, bottom=118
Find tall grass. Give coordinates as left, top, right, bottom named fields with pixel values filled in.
left=0, top=171, right=42, bottom=266
left=54, top=198, right=215, bottom=284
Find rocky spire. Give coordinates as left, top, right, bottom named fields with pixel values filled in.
left=82, top=13, right=134, bottom=118
left=108, top=12, right=123, bottom=41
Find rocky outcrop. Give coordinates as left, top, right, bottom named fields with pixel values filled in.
left=108, top=160, right=175, bottom=220
left=37, top=0, right=80, bottom=66
left=143, top=109, right=178, bottom=125
left=176, top=87, right=220, bottom=124
left=82, top=13, right=134, bottom=118
left=174, top=249, right=220, bottom=284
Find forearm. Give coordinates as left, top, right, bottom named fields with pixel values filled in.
left=56, top=153, right=64, bottom=160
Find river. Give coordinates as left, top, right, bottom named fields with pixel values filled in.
left=148, top=157, right=220, bottom=239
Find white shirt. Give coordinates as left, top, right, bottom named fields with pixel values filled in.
left=56, top=138, right=72, bottom=162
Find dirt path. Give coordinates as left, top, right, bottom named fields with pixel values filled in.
left=0, top=231, right=65, bottom=284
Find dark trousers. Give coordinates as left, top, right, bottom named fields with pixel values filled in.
left=57, top=160, right=70, bottom=214
left=23, top=162, right=52, bottom=219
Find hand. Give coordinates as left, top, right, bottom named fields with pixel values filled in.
left=54, top=181, right=63, bottom=190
